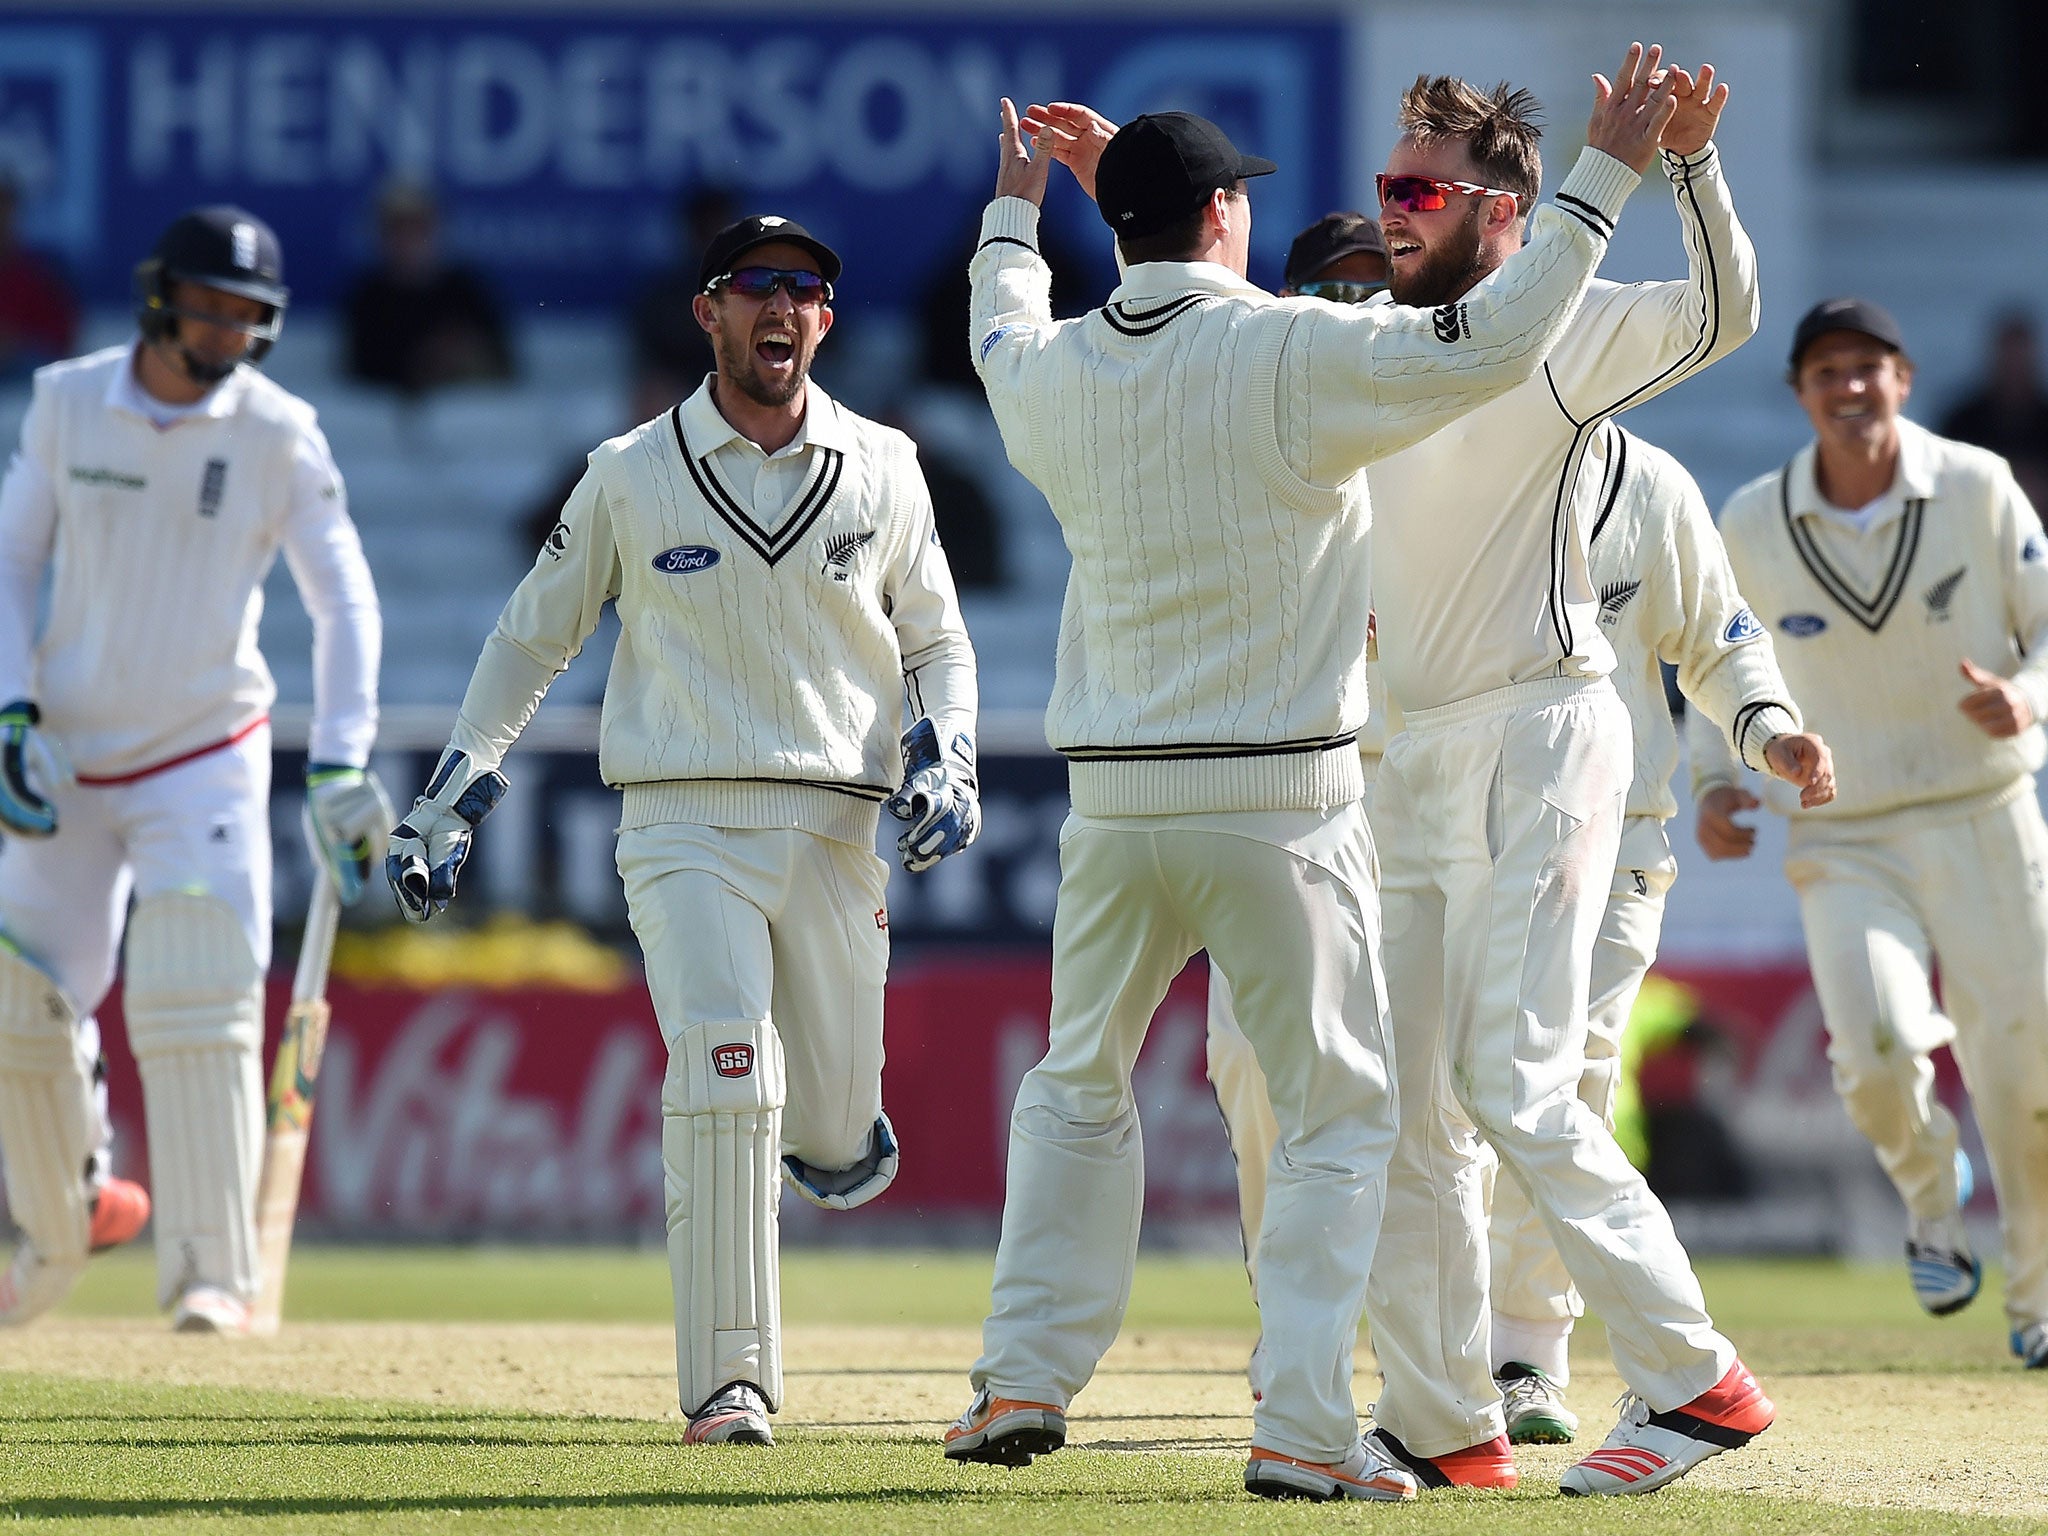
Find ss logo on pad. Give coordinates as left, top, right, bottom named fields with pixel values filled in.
left=714, top=1044, right=755, bottom=1078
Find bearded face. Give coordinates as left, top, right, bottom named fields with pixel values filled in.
left=1384, top=199, right=1491, bottom=309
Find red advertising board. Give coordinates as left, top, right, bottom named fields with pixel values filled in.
left=79, top=956, right=1964, bottom=1241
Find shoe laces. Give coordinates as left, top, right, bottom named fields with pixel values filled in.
left=1500, top=1371, right=1558, bottom=1413
left=1610, top=1391, right=1653, bottom=1434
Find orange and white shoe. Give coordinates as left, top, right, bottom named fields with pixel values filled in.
left=171, top=1284, right=250, bottom=1336
left=943, top=1388, right=1066, bottom=1466
left=1245, top=1439, right=1418, bottom=1502
left=88, top=1178, right=150, bottom=1252
left=1365, top=1427, right=1518, bottom=1490
left=684, top=1382, right=773, bottom=1446
left=1561, top=1358, right=1775, bottom=1496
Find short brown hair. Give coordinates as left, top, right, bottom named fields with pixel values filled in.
left=1397, top=76, right=1543, bottom=210
left=1117, top=182, right=1245, bottom=265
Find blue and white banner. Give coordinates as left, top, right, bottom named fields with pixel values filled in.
left=0, top=8, right=1348, bottom=309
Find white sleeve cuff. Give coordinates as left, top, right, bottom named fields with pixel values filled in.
left=978, top=198, right=1041, bottom=252
left=1738, top=702, right=1802, bottom=773
left=1554, top=148, right=1641, bottom=232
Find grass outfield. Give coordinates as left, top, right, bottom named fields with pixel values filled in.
left=3, top=1248, right=2041, bottom=1533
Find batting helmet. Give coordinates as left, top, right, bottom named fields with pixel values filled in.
left=133, top=206, right=289, bottom=363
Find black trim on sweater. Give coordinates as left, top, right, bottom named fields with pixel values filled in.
left=1057, top=732, right=1358, bottom=763
left=1779, top=467, right=1925, bottom=633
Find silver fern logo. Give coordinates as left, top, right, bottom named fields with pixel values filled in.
left=1922, top=566, right=1966, bottom=620
left=823, top=529, right=875, bottom=581
left=1598, top=579, right=1641, bottom=626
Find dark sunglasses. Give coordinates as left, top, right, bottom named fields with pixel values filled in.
left=1295, top=278, right=1387, bottom=304
left=707, top=266, right=833, bottom=304
left=1376, top=174, right=1521, bottom=214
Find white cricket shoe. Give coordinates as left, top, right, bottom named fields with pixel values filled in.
left=1245, top=1437, right=1418, bottom=1502
left=1907, top=1149, right=1981, bottom=1316
left=172, top=1284, right=250, bottom=1335
left=0, top=1244, right=84, bottom=1326
left=942, top=1388, right=1066, bottom=1466
left=2013, top=1321, right=2048, bottom=1370
left=1560, top=1359, right=1774, bottom=1497
left=1498, top=1360, right=1578, bottom=1444
left=684, top=1382, right=774, bottom=1446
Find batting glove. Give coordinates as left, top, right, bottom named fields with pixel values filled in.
left=0, top=700, right=68, bottom=839
left=305, top=762, right=396, bottom=904
left=385, top=749, right=508, bottom=923
left=884, top=719, right=979, bottom=873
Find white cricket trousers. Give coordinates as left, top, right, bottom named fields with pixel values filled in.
left=1370, top=677, right=1731, bottom=1454
left=1785, top=781, right=2048, bottom=1331
left=0, top=729, right=273, bottom=1304
left=617, top=822, right=889, bottom=1412
left=1489, top=817, right=1676, bottom=1365
left=0, top=730, right=273, bottom=1004
left=976, top=803, right=1398, bottom=1465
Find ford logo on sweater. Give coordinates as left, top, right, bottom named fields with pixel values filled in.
left=653, top=545, right=720, bottom=575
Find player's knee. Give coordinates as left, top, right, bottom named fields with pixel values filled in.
left=122, top=894, right=263, bottom=1057
left=662, top=1018, right=785, bottom=1119
left=0, top=934, right=78, bottom=1073
left=783, top=1110, right=899, bottom=1211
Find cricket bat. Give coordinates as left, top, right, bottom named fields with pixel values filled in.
left=250, top=872, right=341, bottom=1336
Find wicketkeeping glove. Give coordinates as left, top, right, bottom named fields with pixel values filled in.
left=304, top=762, right=396, bottom=904
left=884, top=718, right=979, bottom=873
left=0, top=700, right=68, bottom=839
left=385, top=749, right=508, bottom=923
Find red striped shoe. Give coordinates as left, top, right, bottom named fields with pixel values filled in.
left=1561, top=1359, right=1774, bottom=1496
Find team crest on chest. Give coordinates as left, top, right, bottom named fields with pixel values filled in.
left=1921, top=566, right=1966, bottom=621
left=822, top=528, right=875, bottom=581
left=1598, top=580, right=1641, bottom=627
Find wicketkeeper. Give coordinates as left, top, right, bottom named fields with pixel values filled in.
left=385, top=215, right=979, bottom=1445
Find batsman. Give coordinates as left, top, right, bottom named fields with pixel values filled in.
left=385, top=215, right=979, bottom=1446
left=0, top=205, right=388, bottom=1333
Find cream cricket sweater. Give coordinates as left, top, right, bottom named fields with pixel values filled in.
left=1363, top=426, right=1801, bottom=823
left=1584, top=424, right=1799, bottom=823
left=447, top=379, right=977, bottom=846
left=971, top=147, right=1640, bottom=817
left=1369, top=145, right=1760, bottom=715
left=1690, top=417, right=2048, bottom=822
left=0, top=344, right=379, bottom=776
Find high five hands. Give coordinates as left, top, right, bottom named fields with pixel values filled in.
left=1585, top=43, right=1685, bottom=175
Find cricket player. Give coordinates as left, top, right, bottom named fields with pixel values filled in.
left=952, top=59, right=1680, bottom=1501
left=1026, top=50, right=1784, bottom=1497
left=1692, top=298, right=2048, bottom=1373
left=384, top=215, right=979, bottom=1446
left=1212, top=422, right=1833, bottom=1438
left=0, top=206, right=388, bottom=1334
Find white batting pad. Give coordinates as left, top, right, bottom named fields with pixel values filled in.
left=664, top=1016, right=786, bottom=1416
left=0, top=938, right=94, bottom=1284
left=123, top=894, right=265, bottom=1309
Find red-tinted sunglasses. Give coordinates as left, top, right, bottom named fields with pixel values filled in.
left=1376, top=174, right=1521, bottom=213
left=707, top=266, right=834, bottom=304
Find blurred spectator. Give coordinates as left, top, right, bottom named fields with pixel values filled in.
left=629, top=187, right=740, bottom=408
left=343, top=180, right=514, bottom=392
left=1627, top=976, right=1754, bottom=1202
left=0, top=174, right=79, bottom=380
left=1940, top=309, right=2048, bottom=519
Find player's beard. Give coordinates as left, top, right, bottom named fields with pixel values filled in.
left=1386, top=203, right=1492, bottom=309
left=718, top=322, right=811, bottom=409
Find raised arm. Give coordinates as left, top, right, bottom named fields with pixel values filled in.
left=1286, top=48, right=1682, bottom=481
left=1549, top=61, right=1760, bottom=421
left=968, top=98, right=1060, bottom=473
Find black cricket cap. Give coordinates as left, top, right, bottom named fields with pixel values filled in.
left=1095, top=112, right=1277, bottom=241
left=1285, top=212, right=1385, bottom=289
left=1789, top=297, right=1906, bottom=373
left=698, top=215, right=842, bottom=291
left=152, top=206, right=287, bottom=308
